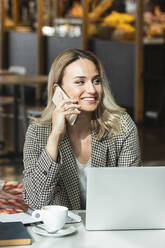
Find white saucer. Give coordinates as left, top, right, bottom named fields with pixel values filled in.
left=32, top=224, right=77, bottom=237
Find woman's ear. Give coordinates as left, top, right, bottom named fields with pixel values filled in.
left=53, top=83, right=58, bottom=91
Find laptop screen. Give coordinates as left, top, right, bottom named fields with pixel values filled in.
left=86, top=167, right=165, bottom=230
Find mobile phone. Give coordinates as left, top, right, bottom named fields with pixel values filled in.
left=52, top=86, right=78, bottom=126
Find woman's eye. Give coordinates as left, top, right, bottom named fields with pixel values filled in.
left=93, top=79, right=101, bottom=85
left=75, top=80, right=84, bottom=85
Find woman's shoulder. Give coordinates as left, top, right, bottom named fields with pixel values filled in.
left=26, top=122, right=51, bottom=138
left=119, top=112, right=137, bottom=135
left=99, top=112, right=137, bottom=142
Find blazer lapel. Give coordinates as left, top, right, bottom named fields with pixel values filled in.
left=91, top=134, right=108, bottom=168
left=59, top=135, right=81, bottom=210
left=58, top=133, right=108, bottom=209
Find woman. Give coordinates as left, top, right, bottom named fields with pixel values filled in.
left=23, top=49, right=141, bottom=210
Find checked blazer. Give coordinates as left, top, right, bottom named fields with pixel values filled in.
left=23, top=112, right=141, bottom=210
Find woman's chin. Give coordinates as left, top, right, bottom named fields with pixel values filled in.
left=80, top=103, right=99, bottom=112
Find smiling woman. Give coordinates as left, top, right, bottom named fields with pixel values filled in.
left=60, top=58, right=103, bottom=113
left=23, top=49, right=141, bottom=210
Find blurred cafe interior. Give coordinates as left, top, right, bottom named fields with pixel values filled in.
left=0, top=0, right=165, bottom=182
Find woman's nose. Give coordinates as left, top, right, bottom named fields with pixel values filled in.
left=85, top=82, right=96, bottom=93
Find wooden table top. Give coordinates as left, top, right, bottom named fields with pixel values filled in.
left=0, top=69, right=15, bottom=75
left=0, top=74, right=48, bottom=86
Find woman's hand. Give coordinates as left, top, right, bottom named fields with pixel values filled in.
left=51, top=93, right=81, bottom=138
left=46, top=93, right=80, bottom=161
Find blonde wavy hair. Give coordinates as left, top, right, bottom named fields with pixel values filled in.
left=33, top=49, right=125, bottom=139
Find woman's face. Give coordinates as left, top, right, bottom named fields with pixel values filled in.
left=61, top=58, right=103, bottom=113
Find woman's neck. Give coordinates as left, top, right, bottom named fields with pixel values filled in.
left=67, top=112, right=92, bottom=138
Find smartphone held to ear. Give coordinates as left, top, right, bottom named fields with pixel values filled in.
left=52, top=86, right=78, bottom=126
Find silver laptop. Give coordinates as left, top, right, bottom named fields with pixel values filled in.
left=86, top=166, right=165, bottom=230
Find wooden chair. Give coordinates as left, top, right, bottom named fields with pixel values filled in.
left=0, top=66, right=26, bottom=150
left=25, top=86, right=47, bottom=121
left=27, top=106, right=44, bottom=118
left=0, top=97, right=14, bottom=150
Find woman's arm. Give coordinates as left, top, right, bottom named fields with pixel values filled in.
left=23, top=95, right=81, bottom=209
left=23, top=124, right=62, bottom=209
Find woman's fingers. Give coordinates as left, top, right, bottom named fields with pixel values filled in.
left=65, top=108, right=81, bottom=115
left=62, top=103, right=81, bottom=112
left=58, top=91, right=78, bottom=105
left=56, top=95, right=81, bottom=114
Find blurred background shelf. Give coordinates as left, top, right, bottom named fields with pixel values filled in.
left=0, top=0, right=165, bottom=169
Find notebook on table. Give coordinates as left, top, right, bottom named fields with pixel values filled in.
left=86, top=166, right=165, bottom=230
left=0, top=222, right=32, bottom=246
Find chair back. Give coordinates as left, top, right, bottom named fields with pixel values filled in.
left=9, top=66, right=27, bottom=131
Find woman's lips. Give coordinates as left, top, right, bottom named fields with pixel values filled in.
left=81, top=97, right=97, bottom=103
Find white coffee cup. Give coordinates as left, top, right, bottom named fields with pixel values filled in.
left=32, top=205, right=68, bottom=232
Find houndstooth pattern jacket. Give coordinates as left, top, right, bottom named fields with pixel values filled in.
left=23, top=112, right=141, bottom=210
